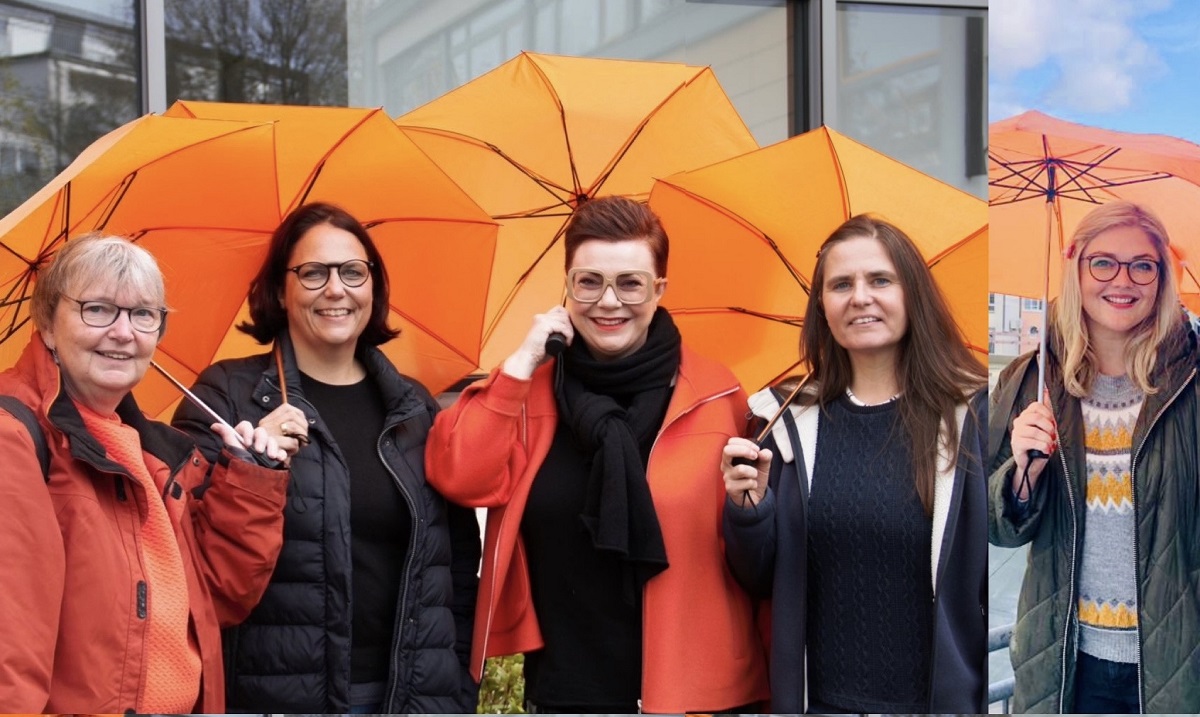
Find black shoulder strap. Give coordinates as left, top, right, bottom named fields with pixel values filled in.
left=0, top=395, right=49, bottom=481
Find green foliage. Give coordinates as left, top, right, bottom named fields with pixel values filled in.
left=478, top=653, right=525, bottom=713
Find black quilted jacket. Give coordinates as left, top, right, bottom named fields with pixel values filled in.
left=173, top=332, right=480, bottom=713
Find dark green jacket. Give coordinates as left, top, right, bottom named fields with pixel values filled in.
left=988, top=315, right=1200, bottom=713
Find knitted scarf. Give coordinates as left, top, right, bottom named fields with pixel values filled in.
left=555, top=308, right=681, bottom=594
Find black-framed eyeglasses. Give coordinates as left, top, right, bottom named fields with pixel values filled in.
left=565, top=267, right=663, bottom=304
left=63, top=296, right=167, bottom=333
left=1083, top=254, right=1160, bottom=286
left=286, top=260, right=374, bottom=290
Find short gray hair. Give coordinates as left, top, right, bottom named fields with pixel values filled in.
left=32, top=233, right=167, bottom=333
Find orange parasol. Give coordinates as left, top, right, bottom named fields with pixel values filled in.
left=990, top=110, right=1200, bottom=392
left=396, top=51, right=758, bottom=371
left=0, top=105, right=498, bottom=419
left=650, top=126, right=987, bottom=391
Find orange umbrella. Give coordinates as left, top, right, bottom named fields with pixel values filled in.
left=396, top=51, right=758, bottom=371
left=990, top=110, right=1200, bottom=392
left=990, top=110, right=1200, bottom=300
left=650, top=126, right=987, bottom=391
left=0, top=105, right=498, bottom=419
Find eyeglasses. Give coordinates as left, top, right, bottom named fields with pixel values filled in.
left=286, top=260, right=373, bottom=290
left=1083, top=254, right=1160, bottom=286
left=64, top=296, right=166, bottom=333
left=565, top=268, right=663, bottom=304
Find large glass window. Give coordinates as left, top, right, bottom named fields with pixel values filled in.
left=0, top=0, right=138, bottom=215
left=163, top=0, right=348, bottom=106
left=349, top=0, right=790, bottom=146
left=829, top=1, right=987, bottom=197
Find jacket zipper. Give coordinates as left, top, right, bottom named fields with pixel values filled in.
left=1055, top=397, right=1078, bottom=714
left=1056, top=367, right=1194, bottom=712
left=378, top=416, right=421, bottom=711
left=1126, top=368, right=1194, bottom=714
left=472, top=405, right=525, bottom=685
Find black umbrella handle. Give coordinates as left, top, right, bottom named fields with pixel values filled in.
left=545, top=331, right=567, bottom=356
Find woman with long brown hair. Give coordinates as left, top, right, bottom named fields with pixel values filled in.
left=721, top=214, right=988, bottom=713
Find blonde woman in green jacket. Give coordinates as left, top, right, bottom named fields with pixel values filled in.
left=988, top=200, right=1200, bottom=713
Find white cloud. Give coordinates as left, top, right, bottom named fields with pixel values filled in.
left=990, top=0, right=1170, bottom=115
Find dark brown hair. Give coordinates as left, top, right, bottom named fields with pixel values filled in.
left=238, top=202, right=399, bottom=345
left=801, top=214, right=986, bottom=515
left=563, top=196, right=669, bottom=276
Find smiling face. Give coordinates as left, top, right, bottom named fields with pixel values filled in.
left=819, top=235, right=908, bottom=362
left=566, top=238, right=666, bottom=361
left=1079, top=224, right=1160, bottom=344
left=42, top=281, right=160, bottom=415
left=282, top=222, right=372, bottom=360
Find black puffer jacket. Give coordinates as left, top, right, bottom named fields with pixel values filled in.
left=173, top=333, right=480, bottom=713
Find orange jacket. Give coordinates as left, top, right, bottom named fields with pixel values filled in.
left=0, top=337, right=288, bottom=713
left=426, top=346, right=769, bottom=713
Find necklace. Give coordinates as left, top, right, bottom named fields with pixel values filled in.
left=845, top=386, right=900, bottom=406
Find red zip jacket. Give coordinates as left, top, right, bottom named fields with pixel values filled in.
left=426, top=346, right=768, bottom=713
left=0, top=336, right=288, bottom=713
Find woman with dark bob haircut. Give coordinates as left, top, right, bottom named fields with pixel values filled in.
left=172, top=202, right=480, bottom=713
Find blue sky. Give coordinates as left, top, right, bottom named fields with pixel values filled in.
left=990, top=0, right=1200, bottom=142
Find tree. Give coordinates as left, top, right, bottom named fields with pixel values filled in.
left=164, top=0, right=347, bottom=106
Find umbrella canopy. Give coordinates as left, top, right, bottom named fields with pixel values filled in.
left=650, top=126, right=987, bottom=391
left=990, top=110, right=1200, bottom=305
left=396, top=50, right=759, bottom=371
left=0, top=104, right=498, bottom=419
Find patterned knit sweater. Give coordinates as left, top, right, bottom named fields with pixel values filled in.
left=1077, top=373, right=1143, bottom=663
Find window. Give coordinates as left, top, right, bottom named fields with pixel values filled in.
left=824, top=0, right=987, bottom=197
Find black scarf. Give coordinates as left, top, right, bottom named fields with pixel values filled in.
left=555, top=308, right=681, bottom=593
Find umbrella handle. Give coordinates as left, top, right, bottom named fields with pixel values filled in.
left=730, top=375, right=813, bottom=469
left=545, top=331, right=567, bottom=356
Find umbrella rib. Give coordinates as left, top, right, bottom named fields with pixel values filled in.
left=386, top=304, right=478, bottom=366
left=525, top=57, right=585, bottom=202
left=658, top=182, right=813, bottom=294
left=824, top=128, right=853, bottom=220
left=588, top=69, right=703, bottom=198
left=668, top=306, right=805, bottom=326
left=925, top=225, right=986, bottom=267
left=96, top=173, right=138, bottom=230
left=292, top=109, right=379, bottom=213
left=480, top=221, right=571, bottom=346
left=398, top=126, right=576, bottom=206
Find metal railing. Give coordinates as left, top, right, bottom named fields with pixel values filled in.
left=988, top=622, right=1015, bottom=712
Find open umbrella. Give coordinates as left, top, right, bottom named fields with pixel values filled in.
left=0, top=104, right=498, bottom=419
left=396, top=51, right=759, bottom=371
left=989, top=110, right=1200, bottom=393
left=650, top=126, right=987, bottom=392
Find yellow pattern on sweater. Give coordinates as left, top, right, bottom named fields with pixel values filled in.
left=1078, top=598, right=1139, bottom=629
left=1085, top=473, right=1133, bottom=510
left=1084, top=423, right=1134, bottom=452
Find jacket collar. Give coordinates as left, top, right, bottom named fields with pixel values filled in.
left=256, top=331, right=429, bottom=423
left=746, top=380, right=979, bottom=594
left=10, top=332, right=194, bottom=473
left=1043, top=308, right=1198, bottom=447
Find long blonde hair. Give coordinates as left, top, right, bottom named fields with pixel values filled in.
left=1054, top=201, right=1179, bottom=396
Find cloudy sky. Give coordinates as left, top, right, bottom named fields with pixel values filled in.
left=990, top=0, right=1200, bottom=141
